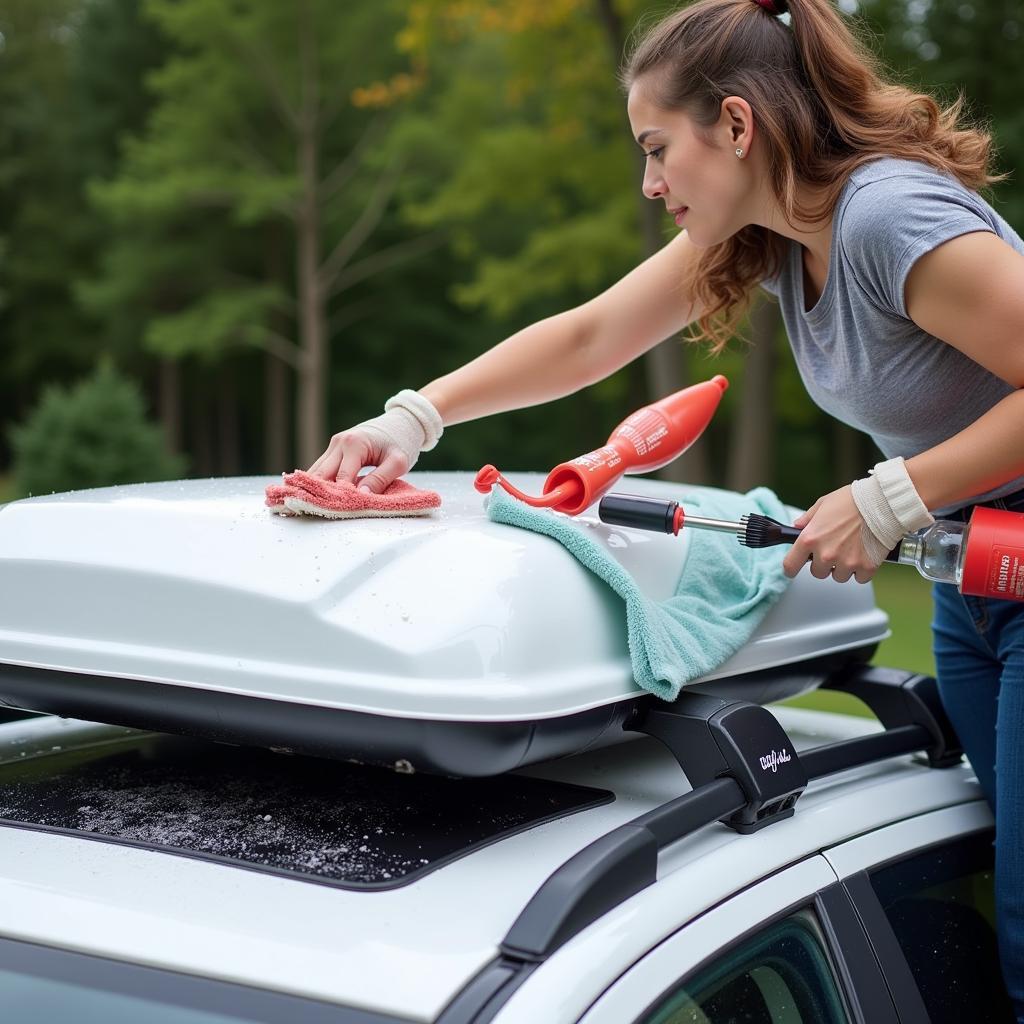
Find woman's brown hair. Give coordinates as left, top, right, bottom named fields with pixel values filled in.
left=620, top=0, right=1005, bottom=351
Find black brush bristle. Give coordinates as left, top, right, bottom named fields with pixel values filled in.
left=739, top=514, right=802, bottom=549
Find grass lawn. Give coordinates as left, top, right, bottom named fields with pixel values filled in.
left=0, top=476, right=11, bottom=504
left=782, top=563, right=936, bottom=719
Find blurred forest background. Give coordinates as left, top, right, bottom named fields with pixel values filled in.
left=0, top=0, right=1020, bottom=512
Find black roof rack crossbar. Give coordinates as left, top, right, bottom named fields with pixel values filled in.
left=799, top=723, right=932, bottom=779
left=500, top=777, right=746, bottom=963
left=498, top=663, right=963, bottom=968
left=818, top=665, right=963, bottom=768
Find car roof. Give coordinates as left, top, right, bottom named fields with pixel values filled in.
left=0, top=707, right=984, bottom=1023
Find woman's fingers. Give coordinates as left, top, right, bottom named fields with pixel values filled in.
left=336, top=443, right=370, bottom=486
left=306, top=436, right=345, bottom=479
left=808, top=554, right=836, bottom=580
left=790, top=499, right=820, bottom=530
left=355, top=451, right=410, bottom=494
left=307, top=431, right=373, bottom=482
left=792, top=549, right=875, bottom=584
left=782, top=534, right=813, bottom=578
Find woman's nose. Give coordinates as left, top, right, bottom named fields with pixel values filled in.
left=642, top=163, right=665, bottom=200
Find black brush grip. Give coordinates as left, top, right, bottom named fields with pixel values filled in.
left=746, top=514, right=902, bottom=563
left=774, top=522, right=802, bottom=544
left=598, top=494, right=677, bottom=534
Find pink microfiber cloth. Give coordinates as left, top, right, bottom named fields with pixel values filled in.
left=265, top=469, right=441, bottom=519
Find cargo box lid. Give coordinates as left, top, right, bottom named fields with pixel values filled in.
left=0, top=473, right=888, bottom=723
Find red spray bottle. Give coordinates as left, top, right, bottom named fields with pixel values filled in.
left=899, top=506, right=1024, bottom=601
left=475, top=375, right=729, bottom=515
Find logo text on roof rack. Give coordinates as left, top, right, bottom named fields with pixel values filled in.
left=760, top=749, right=792, bottom=774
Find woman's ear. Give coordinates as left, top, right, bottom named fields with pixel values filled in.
left=720, top=96, right=754, bottom=154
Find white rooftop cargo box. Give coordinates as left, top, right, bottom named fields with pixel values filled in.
left=0, top=472, right=888, bottom=774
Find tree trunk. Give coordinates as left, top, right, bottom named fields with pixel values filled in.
left=189, top=372, right=215, bottom=478
left=727, top=296, right=779, bottom=492
left=295, top=5, right=327, bottom=468
left=157, top=357, right=182, bottom=457
left=218, top=360, right=240, bottom=476
left=265, top=352, right=290, bottom=472
left=264, top=227, right=291, bottom=472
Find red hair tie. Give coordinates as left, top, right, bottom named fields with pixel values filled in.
left=753, top=0, right=787, bottom=14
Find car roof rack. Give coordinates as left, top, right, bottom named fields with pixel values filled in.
left=437, top=664, right=963, bottom=1024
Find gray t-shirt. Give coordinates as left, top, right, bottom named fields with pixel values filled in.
left=762, top=156, right=1024, bottom=513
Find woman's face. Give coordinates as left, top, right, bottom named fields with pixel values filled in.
left=626, top=79, right=754, bottom=248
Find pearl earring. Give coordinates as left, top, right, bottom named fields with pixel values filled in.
left=735, top=147, right=744, bottom=157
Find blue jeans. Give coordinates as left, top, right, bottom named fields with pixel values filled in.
left=931, top=488, right=1024, bottom=1020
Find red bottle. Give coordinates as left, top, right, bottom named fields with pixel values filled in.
left=475, top=375, right=728, bottom=516
left=898, top=506, right=1024, bottom=601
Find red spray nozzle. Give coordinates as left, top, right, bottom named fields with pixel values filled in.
left=473, top=465, right=581, bottom=507
left=476, top=375, right=728, bottom=515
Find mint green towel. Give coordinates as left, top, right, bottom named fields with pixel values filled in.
left=485, top=485, right=792, bottom=701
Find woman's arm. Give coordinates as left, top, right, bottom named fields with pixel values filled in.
left=901, top=230, right=1024, bottom=508
left=312, top=229, right=703, bottom=487
left=782, top=230, right=1024, bottom=583
left=421, top=228, right=703, bottom=425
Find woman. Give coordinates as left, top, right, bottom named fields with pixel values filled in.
left=309, top=0, right=1024, bottom=1008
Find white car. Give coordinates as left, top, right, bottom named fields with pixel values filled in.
left=0, top=474, right=1011, bottom=1023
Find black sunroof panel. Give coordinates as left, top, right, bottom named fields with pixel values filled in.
left=0, top=734, right=613, bottom=889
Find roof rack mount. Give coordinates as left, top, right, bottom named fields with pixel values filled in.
left=499, top=663, right=964, bottom=967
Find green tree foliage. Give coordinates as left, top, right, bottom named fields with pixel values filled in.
left=82, top=0, right=449, bottom=467
left=9, top=361, right=187, bottom=497
left=387, top=1, right=645, bottom=316
left=0, top=1, right=97, bottom=432
left=70, top=0, right=168, bottom=184
left=66, top=0, right=169, bottom=371
left=863, top=0, right=1024, bottom=224
left=358, top=0, right=683, bottom=475
left=1, top=0, right=1021, bottom=500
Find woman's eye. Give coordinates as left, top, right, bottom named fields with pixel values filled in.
left=645, top=147, right=664, bottom=161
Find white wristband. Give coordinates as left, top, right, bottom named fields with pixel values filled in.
left=384, top=390, right=444, bottom=452
left=851, top=456, right=934, bottom=563
left=352, top=391, right=444, bottom=473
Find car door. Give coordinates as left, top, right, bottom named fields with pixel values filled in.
left=824, top=800, right=1010, bottom=1023
left=573, top=854, right=897, bottom=1024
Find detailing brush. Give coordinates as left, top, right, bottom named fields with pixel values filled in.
left=597, top=493, right=801, bottom=548
left=599, top=491, right=1024, bottom=602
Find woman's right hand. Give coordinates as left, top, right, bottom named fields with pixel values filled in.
left=306, top=390, right=444, bottom=494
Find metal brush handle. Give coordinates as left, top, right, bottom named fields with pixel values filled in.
left=600, top=495, right=901, bottom=563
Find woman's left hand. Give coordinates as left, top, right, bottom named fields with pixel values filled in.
left=782, top=485, right=879, bottom=584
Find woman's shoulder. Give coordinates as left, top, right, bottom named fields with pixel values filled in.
left=835, top=155, right=1016, bottom=317
left=837, top=155, right=1001, bottom=251
left=842, top=155, right=988, bottom=217
left=845, top=154, right=959, bottom=190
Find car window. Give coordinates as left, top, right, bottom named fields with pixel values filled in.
left=0, top=936, right=400, bottom=1024
left=869, top=831, right=1012, bottom=1022
left=636, top=908, right=850, bottom=1024
left=0, top=967, right=249, bottom=1024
